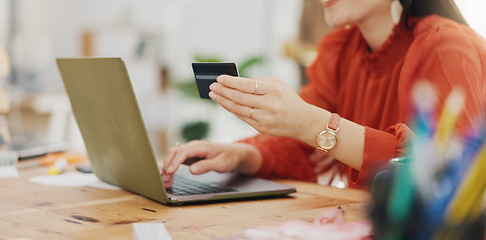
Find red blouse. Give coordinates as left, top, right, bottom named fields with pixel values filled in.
left=240, top=15, right=486, bottom=189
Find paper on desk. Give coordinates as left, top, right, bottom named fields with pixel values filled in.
left=0, top=165, right=19, bottom=178
left=0, top=150, right=19, bottom=178
left=133, top=222, right=172, bottom=240
left=29, top=172, right=121, bottom=190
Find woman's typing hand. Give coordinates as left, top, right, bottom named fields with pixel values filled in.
left=161, top=141, right=262, bottom=188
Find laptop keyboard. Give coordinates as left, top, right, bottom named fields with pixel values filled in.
left=167, top=175, right=236, bottom=196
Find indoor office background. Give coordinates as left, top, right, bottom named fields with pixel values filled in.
left=0, top=0, right=484, bottom=158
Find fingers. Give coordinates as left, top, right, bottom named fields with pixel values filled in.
left=188, top=159, right=213, bottom=175
left=161, top=141, right=240, bottom=187
left=210, top=91, right=258, bottom=120
left=210, top=75, right=281, bottom=119
left=190, top=155, right=236, bottom=175
left=210, top=76, right=267, bottom=120
left=161, top=141, right=210, bottom=187
left=161, top=145, right=181, bottom=188
left=162, top=144, right=182, bottom=175
left=210, top=81, right=260, bottom=109
left=216, top=75, right=258, bottom=94
left=216, top=75, right=273, bottom=95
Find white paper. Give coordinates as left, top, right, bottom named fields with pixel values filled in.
left=0, top=165, right=19, bottom=178
left=29, top=172, right=121, bottom=190
left=133, top=222, right=173, bottom=240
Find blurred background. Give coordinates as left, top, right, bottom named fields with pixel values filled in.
left=0, top=0, right=484, bottom=159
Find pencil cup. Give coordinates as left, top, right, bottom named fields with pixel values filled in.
left=433, top=217, right=485, bottom=240
left=370, top=157, right=425, bottom=240
left=370, top=157, right=486, bottom=240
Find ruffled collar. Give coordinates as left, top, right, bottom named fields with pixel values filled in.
left=358, top=20, right=416, bottom=75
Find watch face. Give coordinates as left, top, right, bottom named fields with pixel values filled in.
left=317, top=130, right=337, bottom=150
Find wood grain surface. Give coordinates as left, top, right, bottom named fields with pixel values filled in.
left=0, top=159, right=370, bottom=240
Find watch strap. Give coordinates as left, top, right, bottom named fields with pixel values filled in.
left=316, top=113, right=341, bottom=154
left=327, top=113, right=340, bottom=131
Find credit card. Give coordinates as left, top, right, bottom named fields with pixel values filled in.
left=192, top=62, right=239, bottom=99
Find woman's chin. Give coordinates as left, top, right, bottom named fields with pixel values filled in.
left=324, top=20, right=347, bottom=29
left=323, top=15, right=348, bottom=29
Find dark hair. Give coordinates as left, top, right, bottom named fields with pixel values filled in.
left=400, top=0, right=468, bottom=27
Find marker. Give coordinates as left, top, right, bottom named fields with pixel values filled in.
left=434, top=88, right=465, bottom=164
left=425, top=96, right=483, bottom=227
left=47, top=158, right=68, bottom=175
left=387, top=158, right=415, bottom=225
left=447, top=141, right=486, bottom=224
left=409, top=81, right=438, bottom=202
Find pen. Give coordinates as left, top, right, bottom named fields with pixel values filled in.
left=387, top=81, right=436, bottom=239
left=387, top=158, right=415, bottom=226
left=425, top=114, right=486, bottom=228
left=434, top=88, right=465, bottom=164
left=447, top=140, right=486, bottom=224
left=47, top=158, right=68, bottom=175
left=39, top=152, right=85, bottom=165
left=409, top=81, right=437, bottom=202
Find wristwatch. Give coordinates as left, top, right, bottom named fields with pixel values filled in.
left=316, top=113, right=340, bottom=154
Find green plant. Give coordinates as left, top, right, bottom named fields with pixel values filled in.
left=181, top=121, right=210, bottom=142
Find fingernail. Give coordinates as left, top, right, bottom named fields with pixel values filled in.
left=190, top=165, right=199, bottom=173
left=216, top=76, right=224, bottom=83
left=168, top=165, right=175, bottom=173
left=209, top=92, right=216, bottom=99
left=209, top=83, right=218, bottom=91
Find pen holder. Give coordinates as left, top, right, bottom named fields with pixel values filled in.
left=370, top=158, right=424, bottom=240
left=433, top=217, right=485, bottom=240
left=370, top=157, right=485, bottom=240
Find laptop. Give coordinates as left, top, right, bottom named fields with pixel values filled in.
left=56, top=58, right=296, bottom=204
left=8, top=141, right=68, bottom=159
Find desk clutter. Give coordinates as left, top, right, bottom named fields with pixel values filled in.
left=0, top=149, right=19, bottom=178
left=133, top=222, right=173, bottom=240
left=370, top=81, right=486, bottom=239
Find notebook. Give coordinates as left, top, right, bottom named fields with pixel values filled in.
left=56, top=58, right=296, bottom=204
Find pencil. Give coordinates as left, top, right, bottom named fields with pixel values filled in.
left=434, top=88, right=465, bottom=163
left=446, top=141, right=486, bottom=224
left=409, top=81, right=438, bottom=202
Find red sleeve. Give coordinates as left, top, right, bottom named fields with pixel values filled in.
left=399, top=16, right=486, bottom=133
left=402, top=18, right=486, bottom=131
left=350, top=124, right=412, bottom=186
left=239, top=135, right=317, bottom=182
left=351, top=16, right=486, bottom=186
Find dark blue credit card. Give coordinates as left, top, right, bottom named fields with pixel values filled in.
left=192, top=62, right=239, bottom=99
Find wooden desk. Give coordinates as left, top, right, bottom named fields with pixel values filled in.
left=0, top=159, right=370, bottom=240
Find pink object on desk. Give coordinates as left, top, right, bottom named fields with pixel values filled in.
left=233, top=206, right=372, bottom=240
left=180, top=206, right=373, bottom=240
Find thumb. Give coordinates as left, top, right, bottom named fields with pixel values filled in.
left=190, top=156, right=232, bottom=174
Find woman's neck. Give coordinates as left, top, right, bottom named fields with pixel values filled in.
left=357, top=12, right=396, bottom=51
